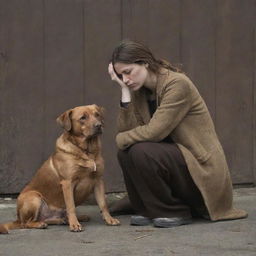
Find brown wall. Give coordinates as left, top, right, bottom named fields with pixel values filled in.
left=0, top=0, right=255, bottom=194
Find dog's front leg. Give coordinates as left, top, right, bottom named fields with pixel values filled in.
left=60, top=180, right=83, bottom=232
left=94, top=179, right=120, bottom=226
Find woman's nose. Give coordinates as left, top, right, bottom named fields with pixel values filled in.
left=123, top=75, right=129, bottom=84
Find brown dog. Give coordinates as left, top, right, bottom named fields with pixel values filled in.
left=0, top=105, right=120, bottom=234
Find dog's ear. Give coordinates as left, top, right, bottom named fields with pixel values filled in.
left=96, top=105, right=105, bottom=118
left=56, top=109, right=73, bottom=131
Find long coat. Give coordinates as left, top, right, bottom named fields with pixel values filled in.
left=116, top=68, right=247, bottom=221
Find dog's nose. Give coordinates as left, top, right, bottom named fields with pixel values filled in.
left=95, top=123, right=102, bottom=129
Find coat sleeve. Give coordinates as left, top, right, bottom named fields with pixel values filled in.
left=116, top=78, right=192, bottom=149
left=117, top=102, right=140, bottom=132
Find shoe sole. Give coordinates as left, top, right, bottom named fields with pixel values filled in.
left=130, top=218, right=152, bottom=226
left=153, top=219, right=192, bottom=228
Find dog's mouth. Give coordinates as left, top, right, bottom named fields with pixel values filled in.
left=91, top=126, right=103, bottom=137
left=94, top=129, right=102, bottom=135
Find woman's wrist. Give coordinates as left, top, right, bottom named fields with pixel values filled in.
left=121, top=87, right=131, bottom=103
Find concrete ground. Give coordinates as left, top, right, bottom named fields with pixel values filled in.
left=0, top=187, right=255, bottom=256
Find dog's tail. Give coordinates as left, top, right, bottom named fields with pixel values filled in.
left=0, top=221, right=22, bottom=234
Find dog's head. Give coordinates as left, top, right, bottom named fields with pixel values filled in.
left=56, top=105, right=104, bottom=138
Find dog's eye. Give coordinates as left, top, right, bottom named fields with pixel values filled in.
left=80, top=115, right=87, bottom=121
left=95, top=112, right=100, bottom=117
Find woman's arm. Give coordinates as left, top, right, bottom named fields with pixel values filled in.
left=117, top=102, right=139, bottom=132
left=116, top=78, right=192, bottom=149
left=108, top=63, right=139, bottom=132
left=108, top=63, right=131, bottom=102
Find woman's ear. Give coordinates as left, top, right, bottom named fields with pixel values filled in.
left=56, top=109, right=73, bottom=131
left=145, top=63, right=149, bottom=68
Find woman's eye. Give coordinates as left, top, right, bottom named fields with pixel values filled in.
left=123, top=70, right=131, bottom=75
left=117, top=74, right=123, bottom=79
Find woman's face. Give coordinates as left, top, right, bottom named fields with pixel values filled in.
left=114, top=62, right=149, bottom=91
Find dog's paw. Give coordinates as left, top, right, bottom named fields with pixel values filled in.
left=37, top=222, right=48, bottom=229
left=69, top=222, right=84, bottom=232
left=0, top=224, right=8, bottom=234
left=105, top=217, right=120, bottom=226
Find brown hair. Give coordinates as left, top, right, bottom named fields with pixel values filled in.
left=111, top=39, right=182, bottom=73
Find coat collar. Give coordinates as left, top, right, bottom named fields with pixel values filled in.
left=132, top=68, right=169, bottom=124
left=156, top=68, right=170, bottom=105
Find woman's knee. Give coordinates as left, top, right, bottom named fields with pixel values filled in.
left=118, top=142, right=160, bottom=170
left=128, top=142, right=152, bottom=164
left=117, top=144, right=148, bottom=166
left=117, top=149, right=128, bottom=162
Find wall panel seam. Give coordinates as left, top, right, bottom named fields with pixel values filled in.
left=43, top=0, right=46, bottom=161
left=253, top=26, right=256, bottom=184
left=82, top=0, right=85, bottom=103
left=120, top=0, right=123, bottom=39
left=179, top=0, right=183, bottom=64
left=214, top=0, right=217, bottom=124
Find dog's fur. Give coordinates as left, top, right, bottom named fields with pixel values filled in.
left=0, top=105, right=119, bottom=233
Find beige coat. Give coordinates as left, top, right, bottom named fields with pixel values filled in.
left=116, top=68, right=247, bottom=221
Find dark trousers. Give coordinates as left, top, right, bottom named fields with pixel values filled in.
left=117, top=142, right=206, bottom=219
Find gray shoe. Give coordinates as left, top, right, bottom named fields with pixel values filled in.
left=153, top=217, right=192, bottom=228
left=130, top=215, right=152, bottom=226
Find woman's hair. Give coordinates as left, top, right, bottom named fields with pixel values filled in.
left=111, top=39, right=182, bottom=73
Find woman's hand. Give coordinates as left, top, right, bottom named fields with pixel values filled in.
left=108, top=63, right=131, bottom=103
left=108, top=63, right=127, bottom=89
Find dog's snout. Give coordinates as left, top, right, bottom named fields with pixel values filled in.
left=95, top=123, right=102, bottom=129
left=94, top=123, right=103, bottom=135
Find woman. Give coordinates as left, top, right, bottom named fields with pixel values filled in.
left=108, top=40, right=247, bottom=228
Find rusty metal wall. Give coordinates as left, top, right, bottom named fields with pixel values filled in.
left=0, top=0, right=255, bottom=194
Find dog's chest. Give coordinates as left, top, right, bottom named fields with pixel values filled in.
left=73, top=176, right=96, bottom=204
left=75, top=156, right=103, bottom=177
left=73, top=161, right=101, bottom=203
